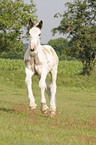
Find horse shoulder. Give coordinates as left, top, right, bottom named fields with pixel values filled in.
left=24, top=49, right=31, bottom=62
left=42, top=45, right=59, bottom=66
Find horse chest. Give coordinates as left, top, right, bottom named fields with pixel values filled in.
left=34, top=53, right=49, bottom=75
left=34, top=51, right=53, bottom=75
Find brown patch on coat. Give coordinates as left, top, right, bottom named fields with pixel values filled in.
left=36, top=20, right=43, bottom=29
left=50, top=48, right=55, bottom=56
left=29, top=19, right=34, bottom=28
left=24, top=52, right=42, bottom=74
left=43, top=47, right=50, bottom=54
left=34, top=52, right=42, bottom=65
left=24, top=58, right=35, bottom=72
left=42, top=48, right=48, bottom=59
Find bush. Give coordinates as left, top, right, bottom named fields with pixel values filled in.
left=0, top=51, right=24, bottom=59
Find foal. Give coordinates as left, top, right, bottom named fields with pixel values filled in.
left=24, top=20, right=58, bottom=116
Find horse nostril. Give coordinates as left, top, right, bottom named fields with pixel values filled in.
left=30, top=49, right=34, bottom=52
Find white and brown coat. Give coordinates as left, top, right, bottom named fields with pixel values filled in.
left=24, top=20, right=58, bottom=116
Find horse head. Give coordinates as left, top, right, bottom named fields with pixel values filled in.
left=29, top=19, right=43, bottom=52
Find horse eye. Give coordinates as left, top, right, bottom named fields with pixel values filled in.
left=39, top=34, right=41, bottom=36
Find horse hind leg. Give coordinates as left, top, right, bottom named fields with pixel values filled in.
left=45, top=80, right=51, bottom=100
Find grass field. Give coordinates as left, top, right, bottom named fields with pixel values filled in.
left=0, top=58, right=96, bottom=145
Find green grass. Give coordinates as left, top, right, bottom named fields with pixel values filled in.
left=0, top=58, right=96, bottom=145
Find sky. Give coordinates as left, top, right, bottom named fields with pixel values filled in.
left=25, top=0, right=74, bottom=44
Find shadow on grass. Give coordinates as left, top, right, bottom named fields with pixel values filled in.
left=0, top=104, right=29, bottom=114
left=0, top=107, right=15, bottom=113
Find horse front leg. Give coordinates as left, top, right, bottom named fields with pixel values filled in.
left=25, top=67, right=37, bottom=110
left=50, top=65, right=58, bottom=117
left=39, top=71, right=48, bottom=113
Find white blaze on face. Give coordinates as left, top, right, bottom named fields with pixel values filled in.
left=29, top=27, right=41, bottom=50
left=29, top=27, right=41, bottom=38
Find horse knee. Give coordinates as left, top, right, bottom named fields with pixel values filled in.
left=25, top=76, right=31, bottom=85
left=39, top=79, right=46, bottom=89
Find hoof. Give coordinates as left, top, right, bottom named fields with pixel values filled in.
left=41, top=103, right=49, bottom=114
left=41, top=110, right=48, bottom=114
left=49, top=110, right=56, bottom=117
left=30, top=102, right=37, bottom=110
left=30, top=106, right=36, bottom=110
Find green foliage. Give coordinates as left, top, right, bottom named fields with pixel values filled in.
left=0, top=0, right=37, bottom=55
left=48, top=38, right=69, bottom=55
left=0, top=50, right=24, bottom=59
left=0, top=59, right=96, bottom=144
left=52, top=0, right=96, bottom=75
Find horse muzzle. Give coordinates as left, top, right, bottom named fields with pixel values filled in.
left=29, top=45, right=36, bottom=52
left=30, top=48, right=35, bottom=52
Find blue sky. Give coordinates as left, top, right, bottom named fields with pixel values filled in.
left=25, top=0, right=73, bottom=44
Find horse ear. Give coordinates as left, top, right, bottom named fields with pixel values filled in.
left=37, top=20, right=43, bottom=29
left=29, top=19, right=34, bottom=28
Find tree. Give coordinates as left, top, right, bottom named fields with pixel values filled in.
left=48, top=38, right=69, bottom=56
left=52, top=0, right=96, bottom=75
left=0, top=0, right=37, bottom=55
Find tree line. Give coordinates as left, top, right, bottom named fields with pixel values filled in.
left=0, top=0, right=96, bottom=75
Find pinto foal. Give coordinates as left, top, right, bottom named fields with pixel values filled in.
left=24, top=20, right=58, bottom=116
